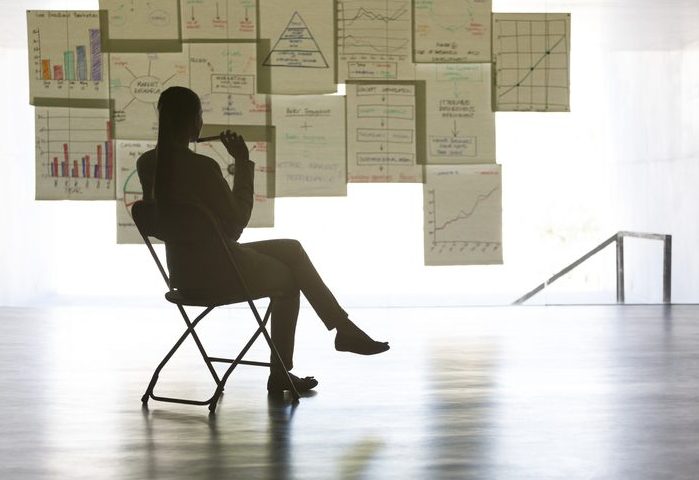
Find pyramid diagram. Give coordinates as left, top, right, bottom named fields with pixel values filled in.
left=263, top=11, right=329, bottom=68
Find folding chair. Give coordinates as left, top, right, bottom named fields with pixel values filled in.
left=132, top=200, right=300, bottom=413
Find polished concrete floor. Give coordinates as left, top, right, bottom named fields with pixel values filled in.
left=0, top=304, right=697, bottom=479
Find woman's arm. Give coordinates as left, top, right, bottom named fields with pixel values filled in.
left=204, top=156, right=254, bottom=240
left=203, top=131, right=255, bottom=240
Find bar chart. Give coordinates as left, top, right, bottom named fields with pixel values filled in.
left=35, top=107, right=115, bottom=200
left=28, top=10, right=109, bottom=105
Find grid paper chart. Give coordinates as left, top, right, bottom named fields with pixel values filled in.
left=493, top=13, right=570, bottom=112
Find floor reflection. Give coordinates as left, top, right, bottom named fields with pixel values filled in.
left=266, top=395, right=296, bottom=480
left=1, top=306, right=698, bottom=479
left=426, top=343, right=498, bottom=478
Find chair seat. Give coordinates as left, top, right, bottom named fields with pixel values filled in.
left=165, top=289, right=248, bottom=307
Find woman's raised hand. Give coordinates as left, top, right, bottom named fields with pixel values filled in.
left=220, top=129, right=249, bottom=160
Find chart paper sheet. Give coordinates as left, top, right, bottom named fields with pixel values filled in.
left=35, top=106, right=115, bottom=200
left=416, top=63, right=495, bottom=164
left=336, top=0, right=415, bottom=81
left=109, top=52, right=189, bottom=140
left=424, top=164, right=502, bottom=265
left=413, top=0, right=491, bottom=63
left=347, top=83, right=422, bottom=183
left=99, top=0, right=181, bottom=51
left=493, top=13, right=570, bottom=112
left=181, top=0, right=256, bottom=41
left=115, top=140, right=156, bottom=243
left=27, top=11, right=109, bottom=106
left=272, top=95, right=346, bottom=197
left=258, top=0, right=335, bottom=94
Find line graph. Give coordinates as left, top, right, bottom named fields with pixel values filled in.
left=338, top=1, right=410, bottom=55
left=343, top=5, right=408, bottom=26
left=340, top=35, right=408, bottom=53
left=433, top=186, right=500, bottom=237
left=493, top=13, right=570, bottom=112
left=424, top=165, right=502, bottom=265
left=336, top=0, right=414, bottom=80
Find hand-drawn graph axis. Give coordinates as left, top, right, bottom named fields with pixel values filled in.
left=495, top=17, right=570, bottom=111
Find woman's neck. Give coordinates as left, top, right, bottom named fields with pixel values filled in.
left=171, top=136, right=190, bottom=149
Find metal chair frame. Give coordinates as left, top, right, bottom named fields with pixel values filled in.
left=132, top=200, right=300, bottom=413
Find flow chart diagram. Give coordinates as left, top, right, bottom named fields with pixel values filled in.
left=347, top=83, right=422, bottom=183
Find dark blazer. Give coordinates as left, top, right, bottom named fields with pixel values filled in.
left=137, top=147, right=255, bottom=293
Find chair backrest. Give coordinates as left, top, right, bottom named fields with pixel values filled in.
left=132, top=200, right=220, bottom=244
left=131, top=200, right=162, bottom=240
left=131, top=200, right=252, bottom=298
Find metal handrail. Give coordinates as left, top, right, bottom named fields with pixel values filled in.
left=513, top=231, right=672, bottom=305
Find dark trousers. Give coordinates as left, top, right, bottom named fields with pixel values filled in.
left=230, top=239, right=347, bottom=371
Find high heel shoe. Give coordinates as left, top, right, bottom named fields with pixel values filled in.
left=335, top=331, right=390, bottom=355
left=267, top=372, right=318, bottom=395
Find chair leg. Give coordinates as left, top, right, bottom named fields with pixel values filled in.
left=261, top=325, right=301, bottom=402
left=208, top=301, right=274, bottom=412
left=143, top=299, right=300, bottom=412
left=141, top=306, right=216, bottom=404
left=248, top=299, right=301, bottom=402
left=177, top=304, right=221, bottom=385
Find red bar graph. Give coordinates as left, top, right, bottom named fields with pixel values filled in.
left=95, top=144, right=102, bottom=179
left=37, top=107, right=115, bottom=199
left=105, top=120, right=113, bottom=180
left=82, top=155, right=91, bottom=178
left=46, top=119, right=114, bottom=181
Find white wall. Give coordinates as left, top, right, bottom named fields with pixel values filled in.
left=1, top=0, right=697, bottom=306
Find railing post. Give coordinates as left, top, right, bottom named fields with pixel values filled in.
left=663, top=235, right=672, bottom=304
left=616, top=233, right=625, bottom=304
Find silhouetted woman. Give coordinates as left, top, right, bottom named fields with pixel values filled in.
left=137, top=86, right=389, bottom=395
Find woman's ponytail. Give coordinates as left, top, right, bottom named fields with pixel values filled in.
left=153, top=86, right=201, bottom=204
left=154, top=105, right=175, bottom=203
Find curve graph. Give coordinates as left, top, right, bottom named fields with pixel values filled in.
left=493, top=13, right=570, bottom=112
left=424, top=165, right=502, bottom=265
left=433, top=186, right=500, bottom=236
